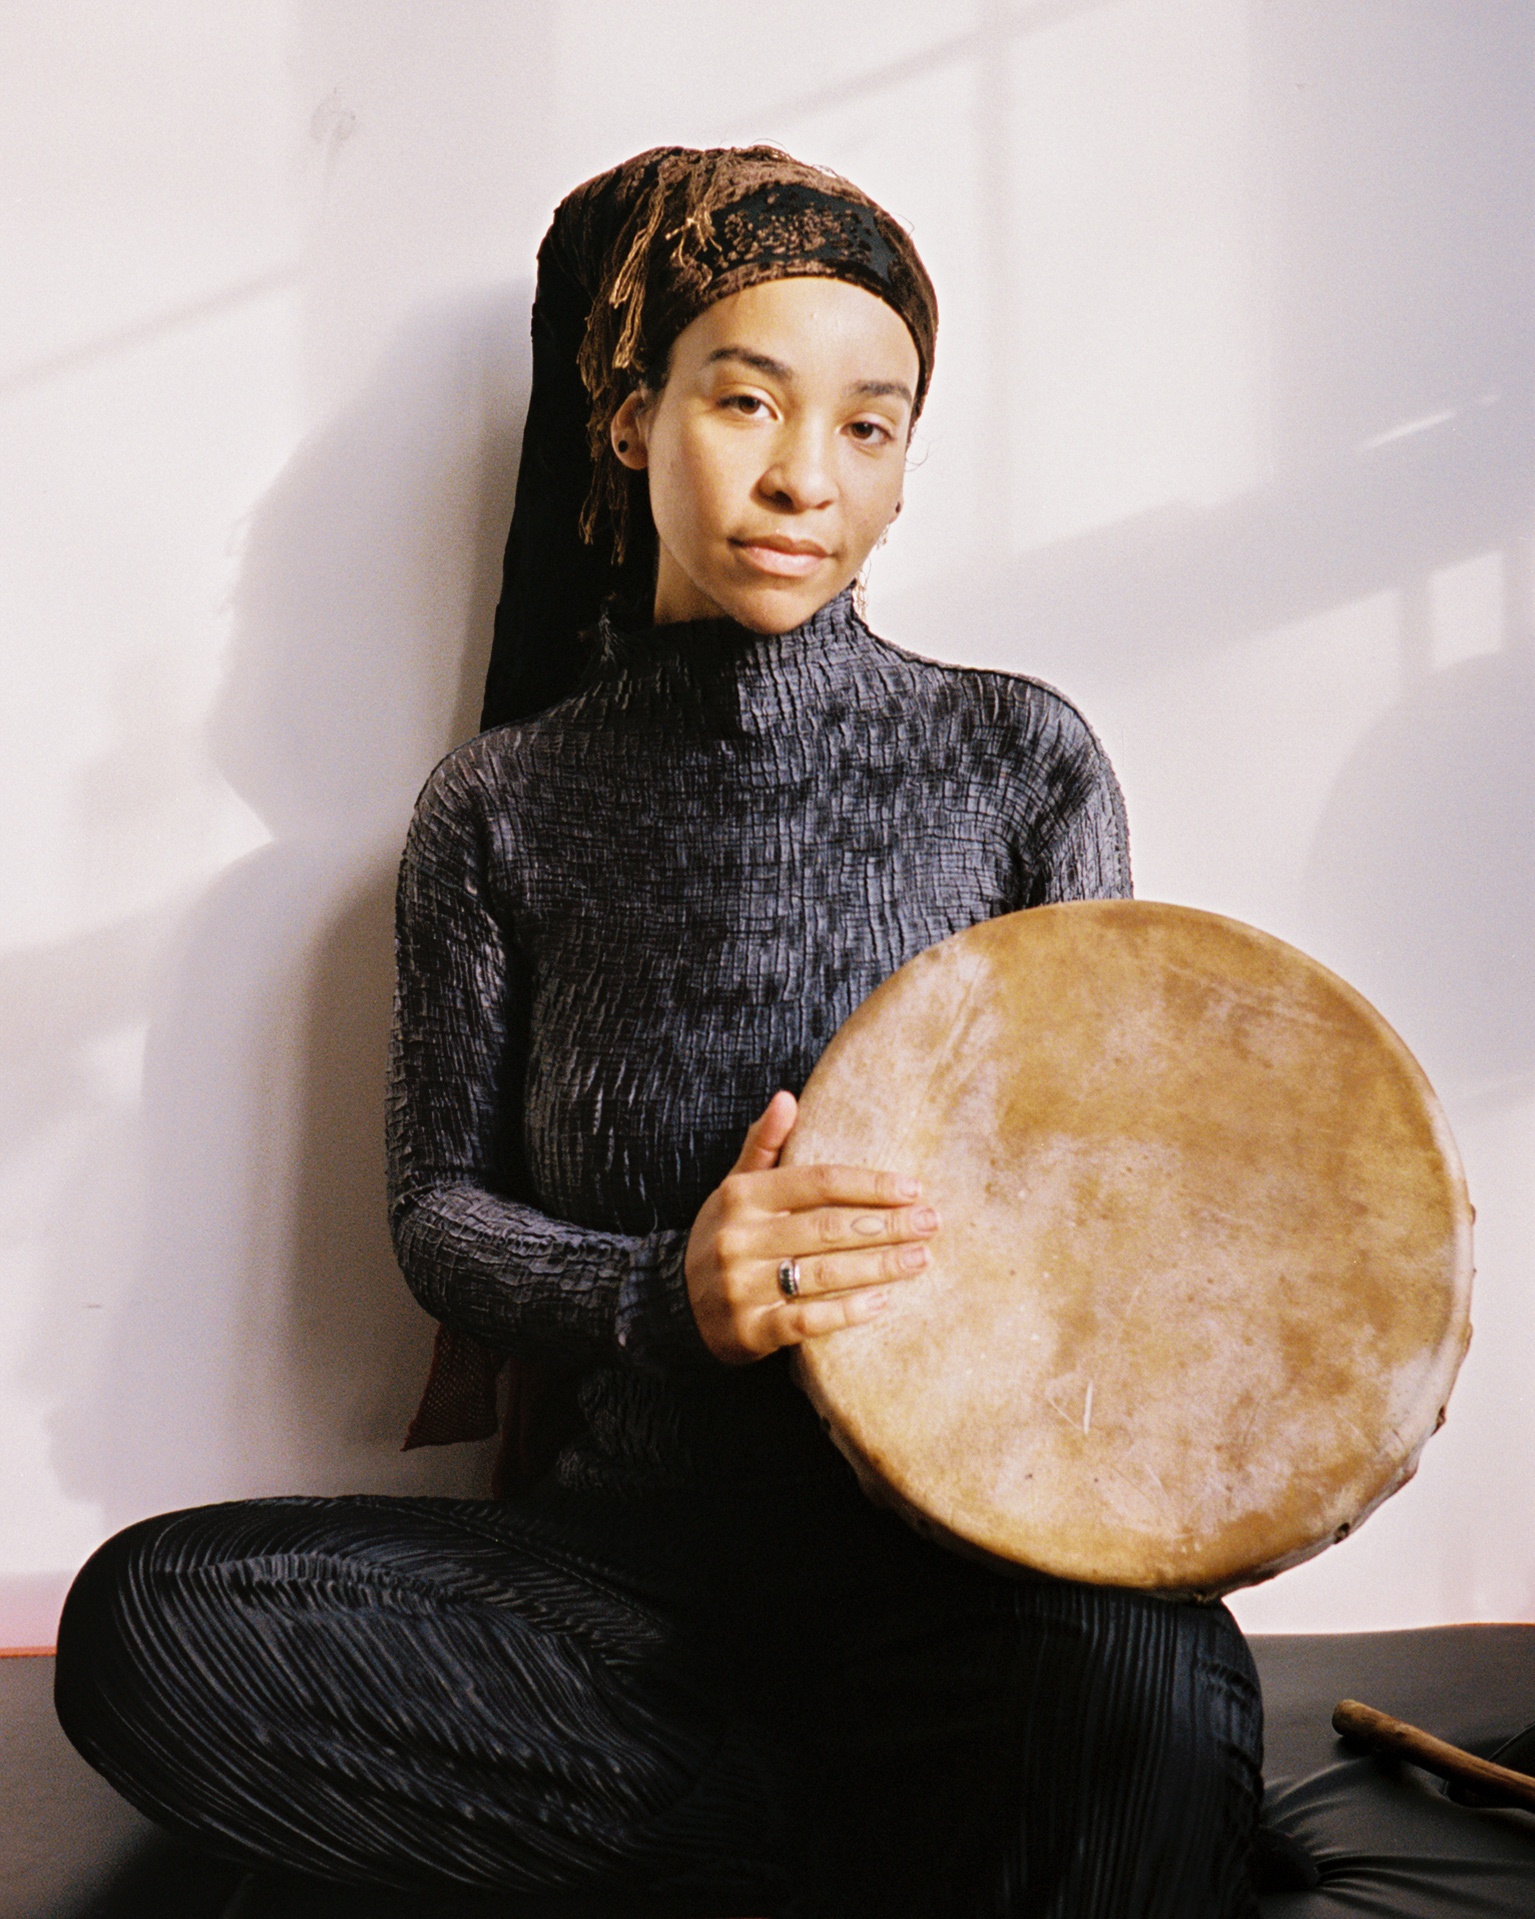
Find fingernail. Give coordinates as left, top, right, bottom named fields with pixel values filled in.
left=895, top=1176, right=919, bottom=1199
left=860, top=1291, right=889, bottom=1315
left=900, top=1244, right=928, bottom=1272
left=914, top=1207, right=939, bottom=1232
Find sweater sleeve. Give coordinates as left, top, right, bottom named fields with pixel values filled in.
left=1010, top=689, right=1133, bottom=907
left=385, top=755, right=714, bottom=1375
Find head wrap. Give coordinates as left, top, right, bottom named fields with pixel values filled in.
left=480, top=145, right=938, bottom=729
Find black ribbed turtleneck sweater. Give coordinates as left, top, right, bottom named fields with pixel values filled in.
left=386, top=589, right=1130, bottom=1495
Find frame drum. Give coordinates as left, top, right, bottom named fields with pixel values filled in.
left=782, top=901, right=1472, bottom=1598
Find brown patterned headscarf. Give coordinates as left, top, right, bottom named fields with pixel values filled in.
left=479, top=144, right=938, bottom=730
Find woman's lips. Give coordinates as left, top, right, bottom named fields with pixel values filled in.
left=731, top=539, right=829, bottom=579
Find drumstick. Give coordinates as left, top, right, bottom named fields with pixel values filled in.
left=1333, top=1699, right=1535, bottom=1811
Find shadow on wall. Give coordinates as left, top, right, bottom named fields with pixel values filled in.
left=1303, top=638, right=1535, bottom=1106
left=894, top=397, right=1535, bottom=692
left=894, top=3, right=1535, bottom=684
left=1259, top=3, right=1535, bottom=1114
left=43, top=285, right=530, bottom=1530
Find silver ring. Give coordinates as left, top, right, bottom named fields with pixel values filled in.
left=777, top=1258, right=801, bottom=1301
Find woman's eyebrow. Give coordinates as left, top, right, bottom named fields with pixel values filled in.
left=849, top=377, right=914, bottom=404
left=705, top=346, right=792, bottom=378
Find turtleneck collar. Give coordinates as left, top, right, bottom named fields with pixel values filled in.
left=592, top=586, right=871, bottom=738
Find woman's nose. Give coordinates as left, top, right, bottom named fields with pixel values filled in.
left=758, top=423, right=835, bottom=511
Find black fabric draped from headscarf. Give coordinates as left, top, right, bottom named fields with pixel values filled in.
left=479, top=144, right=939, bottom=731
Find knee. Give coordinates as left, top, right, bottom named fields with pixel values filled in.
left=1024, top=1585, right=1262, bottom=1778
left=1136, top=1596, right=1262, bottom=1751
left=53, top=1510, right=197, bottom=1769
left=1142, top=1599, right=1264, bottom=1817
left=1185, top=1601, right=1264, bottom=1747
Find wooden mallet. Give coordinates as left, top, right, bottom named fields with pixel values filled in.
left=1333, top=1699, right=1535, bottom=1812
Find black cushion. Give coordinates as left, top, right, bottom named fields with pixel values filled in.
left=1252, top=1626, right=1535, bottom=1914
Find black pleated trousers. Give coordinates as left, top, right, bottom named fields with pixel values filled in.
left=55, top=1463, right=1262, bottom=1918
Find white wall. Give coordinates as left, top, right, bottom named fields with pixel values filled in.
left=2, top=1, right=1531, bottom=1646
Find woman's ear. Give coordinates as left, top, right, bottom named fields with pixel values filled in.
left=610, top=391, right=650, bottom=470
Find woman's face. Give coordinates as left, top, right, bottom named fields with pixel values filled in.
left=611, top=276, right=919, bottom=631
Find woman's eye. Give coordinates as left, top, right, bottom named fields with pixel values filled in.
left=848, top=419, right=893, bottom=445
left=724, top=393, right=768, bottom=416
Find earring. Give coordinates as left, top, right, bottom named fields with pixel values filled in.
left=617, top=439, right=629, bottom=452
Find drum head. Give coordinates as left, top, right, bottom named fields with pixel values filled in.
left=783, top=902, right=1472, bottom=1597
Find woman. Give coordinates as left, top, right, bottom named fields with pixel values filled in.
left=56, top=147, right=1264, bottom=1917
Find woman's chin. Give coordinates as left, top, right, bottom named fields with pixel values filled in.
left=715, top=574, right=852, bottom=635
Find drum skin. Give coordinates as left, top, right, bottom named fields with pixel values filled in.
left=783, top=901, right=1473, bottom=1599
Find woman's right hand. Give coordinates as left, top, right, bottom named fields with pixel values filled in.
left=684, top=1090, right=939, bottom=1365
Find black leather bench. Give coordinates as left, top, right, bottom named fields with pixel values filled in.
left=1251, top=1626, right=1535, bottom=1914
